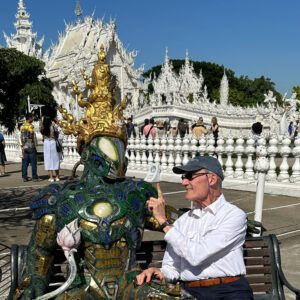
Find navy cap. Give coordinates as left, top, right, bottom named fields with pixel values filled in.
left=173, top=156, right=224, bottom=181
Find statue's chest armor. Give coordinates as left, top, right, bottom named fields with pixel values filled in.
left=58, top=182, right=146, bottom=246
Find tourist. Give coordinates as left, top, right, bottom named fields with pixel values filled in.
left=288, top=121, right=294, bottom=137
left=156, top=120, right=166, bottom=139
left=251, top=116, right=263, bottom=146
left=0, top=130, right=6, bottom=176
left=20, top=113, right=40, bottom=182
left=140, top=118, right=149, bottom=136
left=192, top=117, right=208, bottom=140
left=170, top=120, right=178, bottom=138
left=210, top=116, right=219, bottom=147
left=137, top=156, right=253, bottom=300
left=40, top=116, right=61, bottom=182
left=178, top=118, right=189, bottom=138
left=143, top=117, right=156, bottom=139
left=126, top=117, right=136, bottom=138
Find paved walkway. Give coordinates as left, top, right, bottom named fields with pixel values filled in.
left=0, top=162, right=300, bottom=299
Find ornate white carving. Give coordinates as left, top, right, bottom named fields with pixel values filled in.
left=4, top=0, right=44, bottom=59
left=220, top=70, right=229, bottom=106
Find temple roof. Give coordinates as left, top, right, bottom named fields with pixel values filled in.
left=45, top=16, right=143, bottom=92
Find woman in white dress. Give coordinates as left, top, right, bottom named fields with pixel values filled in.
left=40, top=116, right=60, bottom=182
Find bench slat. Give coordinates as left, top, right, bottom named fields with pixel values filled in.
left=244, top=240, right=269, bottom=248
left=250, top=284, right=272, bottom=293
left=246, top=274, right=272, bottom=284
left=244, top=249, right=271, bottom=257
left=244, top=257, right=271, bottom=265
left=246, top=266, right=272, bottom=274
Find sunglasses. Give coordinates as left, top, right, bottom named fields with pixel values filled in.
left=181, top=172, right=209, bottom=181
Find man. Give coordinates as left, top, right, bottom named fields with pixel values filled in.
left=0, top=130, right=6, bottom=176
left=20, top=113, right=40, bottom=182
left=126, top=117, right=136, bottom=138
left=137, top=156, right=253, bottom=300
left=177, top=118, right=189, bottom=138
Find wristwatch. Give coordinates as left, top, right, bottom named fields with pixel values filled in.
left=160, top=220, right=172, bottom=231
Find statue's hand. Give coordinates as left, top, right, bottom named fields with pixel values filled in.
left=246, top=219, right=264, bottom=237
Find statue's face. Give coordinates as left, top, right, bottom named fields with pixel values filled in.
left=82, top=136, right=127, bottom=179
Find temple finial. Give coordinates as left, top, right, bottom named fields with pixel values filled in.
left=75, top=0, right=83, bottom=20
left=165, top=47, right=169, bottom=63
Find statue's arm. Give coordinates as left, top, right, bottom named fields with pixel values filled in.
left=80, top=69, right=95, bottom=89
left=14, top=214, right=57, bottom=299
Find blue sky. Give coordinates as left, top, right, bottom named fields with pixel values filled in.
left=1, top=0, right=300, bottom=94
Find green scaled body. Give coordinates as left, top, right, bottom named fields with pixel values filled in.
left=14, top=137, right=182, bottom=299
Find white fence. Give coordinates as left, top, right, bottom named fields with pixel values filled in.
left=4, top=132, right=300, bottom=196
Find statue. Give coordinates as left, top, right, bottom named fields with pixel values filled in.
left=285, top=92, right=300, bottom=118
left=13, top=46, right=182, bottom=300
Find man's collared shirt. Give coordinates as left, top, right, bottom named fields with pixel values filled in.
left=161, top=194, right=247, bottom=281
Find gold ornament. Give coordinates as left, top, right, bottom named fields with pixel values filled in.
left=58, top=46, right=127, bottom=151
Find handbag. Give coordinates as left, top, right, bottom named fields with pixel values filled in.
left=55, top=139, right=63, bottom=153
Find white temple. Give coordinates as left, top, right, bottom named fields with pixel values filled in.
left=5, top=0, right=144, bottom=122
left=5, top=0, right=298, bottom=137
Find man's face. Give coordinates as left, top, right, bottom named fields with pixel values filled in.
left=28, top=117, right=33, bottom=123
left=181, top=170, right=212, bottom=204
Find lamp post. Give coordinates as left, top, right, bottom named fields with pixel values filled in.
left=27, top=96, right=45, bottom=117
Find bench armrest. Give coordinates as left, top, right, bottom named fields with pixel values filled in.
left=270, top=235, right=300, bottom=299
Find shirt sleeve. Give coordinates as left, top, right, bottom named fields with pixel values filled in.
left=160, top=242, right=181, bottom=281
left=164, top=209, right=247, bottom=267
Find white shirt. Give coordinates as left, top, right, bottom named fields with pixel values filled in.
left=161, top=194, right=247, bottom=281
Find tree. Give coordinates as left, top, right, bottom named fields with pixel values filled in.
left=292, top=86, right=300, bottom=98
left=0, top=48, right=56, bottom=132
left=143, top=59, right=281, bottom=107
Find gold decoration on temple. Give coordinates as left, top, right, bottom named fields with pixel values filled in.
left=58, top=45, right=127, bottom=152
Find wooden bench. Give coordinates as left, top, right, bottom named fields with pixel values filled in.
left=1, top=235, right=300, bottom=300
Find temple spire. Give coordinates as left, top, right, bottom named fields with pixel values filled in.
left=75, top=0, right=83, bottom=21
left=3, top=0, right=44, bottom=59
left=220, top=69, right=229, bottom=106
left=15, top=0, right=32, bottom=37
left=165, top=47, right=169, bottom=64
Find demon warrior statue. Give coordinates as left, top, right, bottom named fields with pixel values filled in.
left=13, top=47, right=182, bottom=300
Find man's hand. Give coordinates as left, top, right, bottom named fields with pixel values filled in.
left=146, top=183, right=167, bottom=225
left=136, top=267, right=164, bottom=285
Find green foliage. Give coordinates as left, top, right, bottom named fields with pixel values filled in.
left=292, top=86, right=300, bottom=97
left=0, top=48, right=56, bottom=132
left=143, top=59, right=282, bottom=107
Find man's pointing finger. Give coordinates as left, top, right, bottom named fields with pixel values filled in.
left=156, top=182, right=163, bottom=198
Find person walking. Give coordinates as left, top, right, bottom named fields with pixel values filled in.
left=137, top=156, right=253, bottom=300
left=41, top=116, right=61, bottom=182
left=210, top=116, right=219, bottom=147
left=20, top=113, right=40, bottom=182
left=0, top=130, right=6, bottom=176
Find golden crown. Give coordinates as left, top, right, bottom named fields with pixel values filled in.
left=58, top=46, right=127, bottom=151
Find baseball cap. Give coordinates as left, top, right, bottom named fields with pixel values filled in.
left=173, top=156, right=224, bottom=181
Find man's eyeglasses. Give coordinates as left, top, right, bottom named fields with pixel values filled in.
left=181, top=172, right=209, bottom=181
